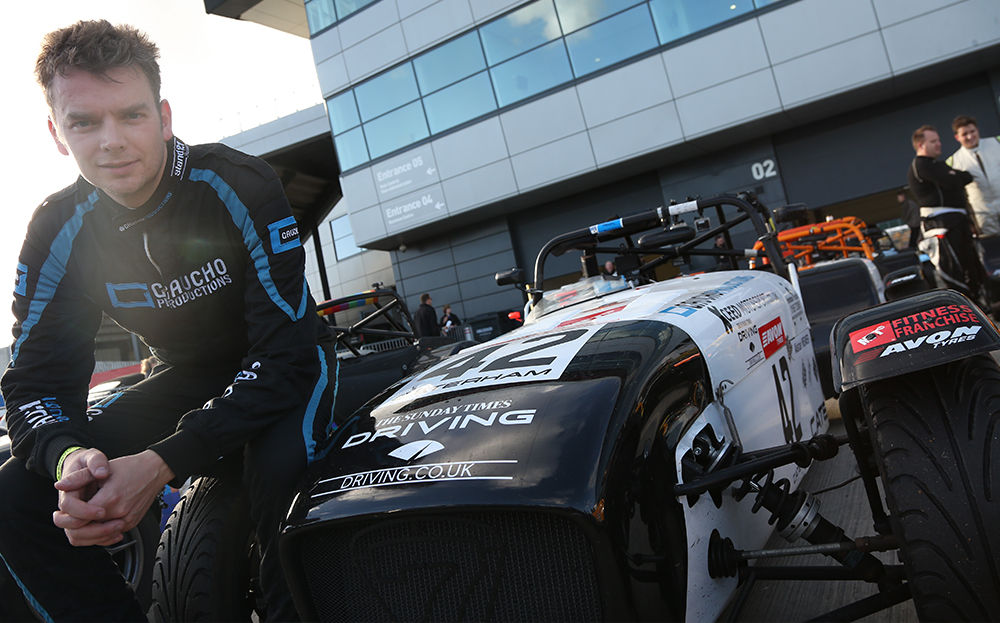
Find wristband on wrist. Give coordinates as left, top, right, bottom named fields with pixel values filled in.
left=55, top=446, right=86, bottom=481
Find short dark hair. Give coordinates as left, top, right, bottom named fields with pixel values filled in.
left=35, top=20, right=162, bottom=111
left=952, top=115, right=978, bottom=133
left=912, top=125, right=937, bottom=151
left=420, top=293, right=431, bottom=304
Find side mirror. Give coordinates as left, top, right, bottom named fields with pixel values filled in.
left=496, top=268, right=525, bottom=286
left=638, top=225, right=696, bottom=249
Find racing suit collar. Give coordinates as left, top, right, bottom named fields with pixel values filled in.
left=101, top=137, right=190, bottom=234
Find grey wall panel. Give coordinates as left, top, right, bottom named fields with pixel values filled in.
left=452, top=230, right=515, bottom=263
left=310, top=26, right=342, bottom=64
left=772, top=33, right=892, bottom=107
left=442, top=160, right=518, bottom=214
left=401, top=0, right=475, bottom=54
left=396, top=0, right=439, bottom=20
left=510, top=132, right=596, bottom=191
left=341, top=170, right=380, bottom=211
left=656, top=137, right=788, bottom=242
left=576, top=56, right=673, bottom=128
left=674, top=69, right=781, bottom=137
left=401, top=265, right=460, bottom=299
left=431, top=117, right=509, bottom=178
left=460, top=289, right=524, bottom=318
left=342, top=24, right=409, bottom=82
left=871, top=0, right=965, bottom=28
left=339, top=0, right=401, bottom=50
left=455, top=252, right=516, bottom=283
left=589, top=103, right=684, bottom=167
left=499, top=89, right=587, bottom=156
left=758, top=0, right=879, bottom=65
left=316, top=54, right=350, bottom=99
left=396, top=247, right=455, bottom=280
left=880, top=0, right=1000, bottom=74
left=382, top=183, right=449, bottom=234
left=350, top=205, right=388, bottom=242
left=661, top=19, right=770, bottom=98
left=773, top=75, right=1000, bottom=210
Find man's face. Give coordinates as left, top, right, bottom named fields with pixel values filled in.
left=918, top=130, right=942, bottom=158
left=955, top=124, right=980, bottom=150
left=47, top=66, right=172, bottom=208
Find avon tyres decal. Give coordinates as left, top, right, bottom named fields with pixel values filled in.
left=384, top=327, right=599, bottom=402
left=849, top=303, right=982, bottom=362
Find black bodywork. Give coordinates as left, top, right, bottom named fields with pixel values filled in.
left=281, top=320, right=708, bottom=622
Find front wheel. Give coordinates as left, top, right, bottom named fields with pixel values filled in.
left=860, top=354, right=1000, bottom=621
left=148, top=476, right=260, bottom=622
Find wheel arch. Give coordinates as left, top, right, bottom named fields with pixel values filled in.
left=831, top=289, right=1000, bottom=393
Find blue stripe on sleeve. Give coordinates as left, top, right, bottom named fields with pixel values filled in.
left=189, top=168, right=305, bottom=322
left=11, top=190, right=98, bottom=364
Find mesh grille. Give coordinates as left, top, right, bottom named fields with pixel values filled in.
left=301, top=511, right=603, bottom=622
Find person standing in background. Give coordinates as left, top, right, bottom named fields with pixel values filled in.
left=947, top=115, right=1000, bottom=237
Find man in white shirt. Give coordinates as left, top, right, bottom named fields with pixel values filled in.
left=947, top=115, right=1000, bottom=237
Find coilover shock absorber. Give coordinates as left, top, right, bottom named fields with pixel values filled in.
left=708, top=470, right=889, bottom=581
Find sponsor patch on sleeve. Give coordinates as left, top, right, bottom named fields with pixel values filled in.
left=268, top=216, right=301, bottom=254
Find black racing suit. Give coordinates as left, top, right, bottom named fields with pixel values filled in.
left=907, top=155, right=981, bottom=294
left=0, top=138, right=338, bottom=621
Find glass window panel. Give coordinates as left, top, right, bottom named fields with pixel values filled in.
left=305, top=0, right=336, bottom=34
left=334, top=0, right=379, bottom=21
left=413, top=32, right=487, bottom=95
left=331, top=214, right=352, bottom=240
left=354, top=64, right=420, bottom=122
left=480, top=0, right=562, bottom=66
left=327, top=91, right=360, bottom=134
left=423, top=72, right=497, bottom=134
left=335, top=232, right=362, bottom=260
left=333, top=127, right=369, bottom=171
left=565, top=5, right=657, bottom=77
left=650, top=0, right=754, bottom=44
left=363, top=101, right=430, bottom=160
left=331, top=216, right=362, bottom=260
left=490, top=39, right=572, bottom=107
left=554, top=0, right=645, bottom=34
left=753, top=0, right=777, bottom=6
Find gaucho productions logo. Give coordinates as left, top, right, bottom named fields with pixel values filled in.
left=105, top=258, right=232, bottom=309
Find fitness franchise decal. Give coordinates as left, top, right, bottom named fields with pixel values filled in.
left=849, top=303, right=983, bottom=362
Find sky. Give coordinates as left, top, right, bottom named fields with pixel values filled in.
left=0, top=0, right=322, bottom=336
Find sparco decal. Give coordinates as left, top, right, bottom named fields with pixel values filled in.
left=661, top=275, right=755, bottom=316
left=316, top=460, right=518, bottom=494
left=342, top=409, right=536, bottom=448
left=149, top=258, right=232, bottom=309
left=18, top=398, right=68, bottom=429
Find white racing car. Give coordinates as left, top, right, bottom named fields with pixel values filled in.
left=148, top=193, right=1000, bottom=622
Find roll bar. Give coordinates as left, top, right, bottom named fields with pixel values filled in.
left=529, top=193, right=787, bottom=304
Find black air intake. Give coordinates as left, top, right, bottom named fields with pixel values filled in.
left=300, top=511, right=602, bottom=622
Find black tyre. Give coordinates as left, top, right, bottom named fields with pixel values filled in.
left=860, top=354, right=1000, bottom=621
left=148, top=476, right=260, bottom=622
